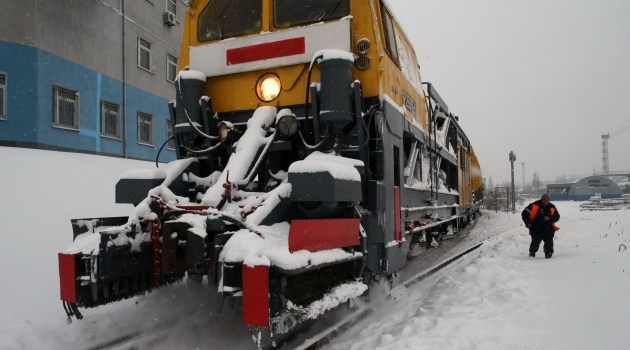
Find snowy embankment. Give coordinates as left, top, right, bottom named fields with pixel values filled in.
left=328, top=204, right=630, bottom=350
left=0, top=147, right=256, bottom=349
left=0, top=147, right=150, bottom=347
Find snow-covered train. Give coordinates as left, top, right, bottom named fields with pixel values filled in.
left=58, top=0, right=482, bottom=337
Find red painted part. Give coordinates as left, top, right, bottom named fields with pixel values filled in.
left=405, top=220, right=428, bottom=234
left=176, top=205, right=210, bottom=211
left=151, top=221, right=161, bottom=287
left=395, top=186, right=402, bottom=241
left=226, top=37, right=306, bottom=65
left=58, top=253, right=78, bottom=303
left=240, top=200, right=265, bottom=219
left=289, top=218, right=361, bottom=253
left=151, top=195, right=212, bottom=212
left=242, top=265, right=269, bottom=327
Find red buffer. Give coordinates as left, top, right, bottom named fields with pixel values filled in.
left=58, top=253, right=78, bottom=303
left=242, top=265, right=270, bottom=327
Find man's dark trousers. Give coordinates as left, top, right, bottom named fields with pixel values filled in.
left=530, top=232, right=554, bottom=254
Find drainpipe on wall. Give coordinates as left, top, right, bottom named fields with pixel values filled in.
left=121, top=0, right=128, bottom=158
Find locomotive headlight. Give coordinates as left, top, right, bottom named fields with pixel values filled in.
left=217, top=121, right=234, bottom=142
left=275, top=110, right=300, bottom=139
left=256, top=74, right=281, bottom=102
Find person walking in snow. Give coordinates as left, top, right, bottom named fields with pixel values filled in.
left=522, top=193, right=560, bottom=259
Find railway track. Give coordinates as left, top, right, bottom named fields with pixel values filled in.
left=84, top=217, right=498, bottom=350
left=276, top=241, right=484, bottom=350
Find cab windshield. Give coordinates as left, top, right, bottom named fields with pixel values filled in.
left=274, top=0, right=349, bottom=28
left=198, top=0, right=262, bottom=42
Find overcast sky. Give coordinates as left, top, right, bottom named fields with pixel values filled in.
left=387, top=0, right=630, bottom=185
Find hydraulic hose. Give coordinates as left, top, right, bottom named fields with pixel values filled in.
left=176, top=79, right=218, bottom=141
left=155, top=135, right=174, bottom=168
left=182, top=141, right=224, bottom=155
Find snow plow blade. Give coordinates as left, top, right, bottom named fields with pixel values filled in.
left=58, top=217, right=177, bottom=312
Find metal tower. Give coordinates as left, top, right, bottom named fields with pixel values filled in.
left=601, top=133, right=610, bottom=174
left=509, top=151, right=516, bottom=214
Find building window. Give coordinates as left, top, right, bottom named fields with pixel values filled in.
left=137, top=112, right=154, bottom=145
left=166, top=120, right=175, bottom=149
left=138, top=37, right=152, bottom=72
left=166, top=54, right=178, bottom=82
left=166, top=0, right=176, bottom=15
left=52, top=85, right=80, bottom=129
left=0, top=72, right=6, bottom=120
left=100, top=101, right=121, bottom=139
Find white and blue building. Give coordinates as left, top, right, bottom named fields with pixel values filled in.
left=0, top=0, right=184, bottom=162
left=547, top=176, right=623, bottom=201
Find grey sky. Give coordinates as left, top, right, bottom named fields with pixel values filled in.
left=387, top=0, right=630, bottom=185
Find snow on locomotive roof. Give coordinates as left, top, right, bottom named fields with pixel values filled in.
left=306, top=151, right=364, bottom=166
left=175, top=69, right=206, bottom=82
left=310, top=49, right=355, bottom=70
left=289, top=159, right=361, bottom=182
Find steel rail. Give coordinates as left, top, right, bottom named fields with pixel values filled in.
left=283, top=240, right=485, bottom=350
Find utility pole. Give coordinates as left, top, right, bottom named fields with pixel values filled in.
left=521, top=162, right=525, bottom=189
left=601, top=133, right=610, bottom=174
left=509, top=151, right=516, bottom=214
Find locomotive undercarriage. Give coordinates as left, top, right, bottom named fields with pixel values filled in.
left=58, top=52, right=478, bottom=335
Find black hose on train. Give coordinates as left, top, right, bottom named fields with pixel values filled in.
left=155, top=135, right=174, bottom=168
left=300, top=52, right=328, bottom=150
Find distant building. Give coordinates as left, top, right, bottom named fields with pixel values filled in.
left=547, top=176, right=623, bottom=201
left=0, top=0, right=184, bottom=162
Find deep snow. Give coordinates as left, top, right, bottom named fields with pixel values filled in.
left=328, top=204, right=630, bottom=350
left=1, top=146, right=629, bottom=349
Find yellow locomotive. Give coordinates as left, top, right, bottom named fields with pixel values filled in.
left=58, top=0, right=482, bottom=340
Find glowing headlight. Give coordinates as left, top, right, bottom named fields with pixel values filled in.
left=217, top=121, right=234, bottom=142
left=256, top=74, right=281, bottom=102
left=276, top=111, right=300, bottom=139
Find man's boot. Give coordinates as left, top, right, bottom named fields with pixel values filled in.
left=545, top=252, right=553, bottom=259
left=529, top=252, right=535, bottom=257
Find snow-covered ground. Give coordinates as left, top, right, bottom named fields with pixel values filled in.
left=1, top=146, right=629, bottom=349
left=328, top=205, right=630, bottom=350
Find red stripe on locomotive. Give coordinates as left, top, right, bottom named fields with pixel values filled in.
left=226, top=37, right=306, bottom=65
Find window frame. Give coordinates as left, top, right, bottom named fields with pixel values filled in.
left=166, top=0, right=177, bottom=15
left=137, top=37, right=152, bottom=72
left=100, top=100, right=122, bottom=140
left=52, top=84, right=80, bottom=130
left=197, top=0, right=263, bottom=42
left=166, top=119, right=175, bottom=149
left=137, top=111, right=154, bottom=146
left=380, top=3, right=399, bottom=64
left=273, top=0, right=351, bottom=29
left=0, top=71, right=6, bottom=120
left=166, top=54, right=178, bottom=83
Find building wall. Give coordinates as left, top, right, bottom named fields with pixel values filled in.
left=0, top=0, right=184, bottom=162
left=0, top=41, right=39, bottom=144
